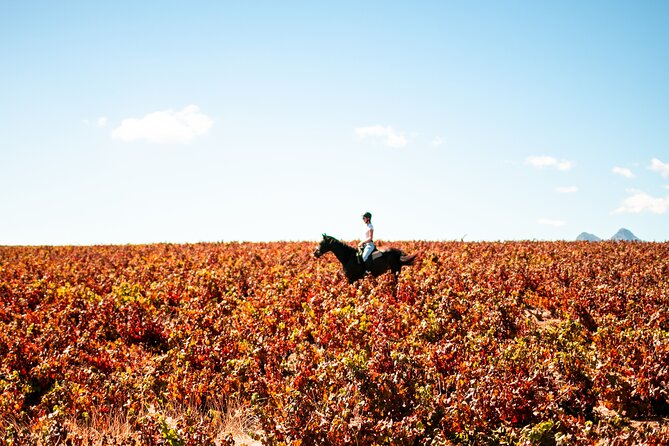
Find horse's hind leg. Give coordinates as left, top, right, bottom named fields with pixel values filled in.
left=388, top=257, right=403, bottom=298
left=390, top=272, right=399, bottom=299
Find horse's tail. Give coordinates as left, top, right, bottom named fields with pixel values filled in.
left=400, top=253, right=417, bottom=266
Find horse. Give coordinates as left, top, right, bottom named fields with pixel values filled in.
left=313, top=234, right=417, bottom=284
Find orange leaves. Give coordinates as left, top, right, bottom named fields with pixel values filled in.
left=1, top=241, right=669, bottom=443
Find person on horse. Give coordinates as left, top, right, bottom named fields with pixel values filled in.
left=358, top=212, right=375, bottom=267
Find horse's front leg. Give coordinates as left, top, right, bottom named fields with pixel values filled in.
left=344, top=261, right=364, bottom=283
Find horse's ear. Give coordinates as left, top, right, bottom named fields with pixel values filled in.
left=322, top=233, right=327, bottom=239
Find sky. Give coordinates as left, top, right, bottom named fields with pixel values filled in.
left=2, top=1, right=669, bottom=244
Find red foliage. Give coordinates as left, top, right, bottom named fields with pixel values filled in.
left=1, top=241, right=668, bottom=444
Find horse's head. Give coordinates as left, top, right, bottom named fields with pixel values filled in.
left=313, top=233, right=333, bottom=258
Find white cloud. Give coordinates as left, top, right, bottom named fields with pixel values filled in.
left=615, top=190, right=669, bottom=214
left=612, top=166, right=635, bottom=179
left=556, top=186, right=578, bottom=193
left=431, top=136, right=444, bottom=147
left=83, top=117, right=108, bottom=127
left=525, top=156, right=574, bottom=171
left=355, top=125, right=407, bottom=148
left=649, top=158, right=669, bottom=177
left=537, top=218, right=566, bottom=227
left=112, top=105, right=213, bottom=144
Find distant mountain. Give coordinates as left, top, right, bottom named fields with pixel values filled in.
left=611, top=228, right=641, bottom=242
left=575, top=228, right=642, bottom=242
left=576, top=232, right=601, bottom=242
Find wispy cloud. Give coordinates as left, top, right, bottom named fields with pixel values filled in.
left=615, top=190, right=669, bottom=214
left=612, top=166, right=635, bottom=179
left=556, top=186, right=578, bottom=194
left=112, top=105, right=213, bottom=144
left=649, top=158, right=669, bottom=177
left=430, top=136, right=444, bottom=147
left=355, top=125, right=407, bottom=148
left=537, top=218, right=566, bottom=227
left=83, top=117, right=109, bottom=128
left=525, top=156, right=574, bottom=171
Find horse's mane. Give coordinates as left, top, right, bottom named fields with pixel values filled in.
left=324, top=234, right=356, bottom=253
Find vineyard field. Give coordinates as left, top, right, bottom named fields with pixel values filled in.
left=1, top=241, right=668, bottom=445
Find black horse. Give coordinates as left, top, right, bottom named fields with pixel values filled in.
left=313, top=234, right=417, bottom=284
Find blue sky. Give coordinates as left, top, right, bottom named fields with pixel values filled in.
left=2, top=1, right=668, bottom=244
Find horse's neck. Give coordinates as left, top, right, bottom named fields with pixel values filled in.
left=330, top=240, right=355, bottom=265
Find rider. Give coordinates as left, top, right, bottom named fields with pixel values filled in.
left=358, top=212, right=375, bottom=265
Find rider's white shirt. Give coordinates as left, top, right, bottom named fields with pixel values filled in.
left=364, top=223, right=374, bottom=244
